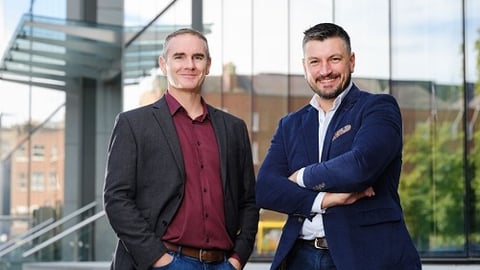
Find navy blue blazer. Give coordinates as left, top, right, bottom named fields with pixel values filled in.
left=256, top=85, right=421, bottom=270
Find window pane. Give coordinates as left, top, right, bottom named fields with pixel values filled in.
left=466, top=0, right=480, bottom=257
left=392, top=0, right=466, bottom=256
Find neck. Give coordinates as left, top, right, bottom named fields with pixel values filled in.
left=169, top=88, right=203, bottom=118
left=316, top=96, right=334, bottom=112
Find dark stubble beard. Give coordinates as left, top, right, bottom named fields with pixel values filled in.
left=309, top=73, right=351, bottom=100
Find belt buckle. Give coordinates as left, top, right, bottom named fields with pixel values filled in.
left=314, top=238, right=327, bottom=249
left=198, top=249, right=205, bottom=262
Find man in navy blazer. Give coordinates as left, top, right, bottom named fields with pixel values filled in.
left=104, top=28, right=258, bottom=270
left=256, top=23, right=421, bottom=269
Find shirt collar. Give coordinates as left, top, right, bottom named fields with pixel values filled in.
left=165, top=91, right=209, bottom=121
left=309, top=81, right=353, bottom=112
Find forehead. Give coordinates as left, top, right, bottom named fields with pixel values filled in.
left=164, top=33, right=208, bottom=56
left=303, top=37, right=348, bottom=57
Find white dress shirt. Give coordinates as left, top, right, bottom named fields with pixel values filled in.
left=296, top=82, right=352, bottom=240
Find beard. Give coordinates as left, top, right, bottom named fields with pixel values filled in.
left=309, top=73, right=351, bottom=100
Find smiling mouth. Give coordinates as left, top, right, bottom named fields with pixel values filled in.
left=317, top=76, right=338, bottom=84
left=181, top=74, right=198, bottom=79
left=320, top=78, right=335, bottom=82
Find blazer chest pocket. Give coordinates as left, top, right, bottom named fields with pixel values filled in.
left=329, top=129, right=355, bottom=156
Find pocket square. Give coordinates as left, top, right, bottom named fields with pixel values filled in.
left=332, top=124, right=351, bottom=141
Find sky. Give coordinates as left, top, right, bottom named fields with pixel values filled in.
left=0, top=0, right=66, bottom=126
left=1, top=0, right=479, bottom=126
left=123, top=0, right=480, bottom=82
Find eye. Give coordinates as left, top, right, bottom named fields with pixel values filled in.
left=331, top=57, right=342, bottom=63
left=194, top=54, right=205, bottom=60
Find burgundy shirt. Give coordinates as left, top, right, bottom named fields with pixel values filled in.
left=162, top=92, right=233, bottom=251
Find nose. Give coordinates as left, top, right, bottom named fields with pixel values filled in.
left=185, top=58, right=196, bottom=69
left=319, top=62, right=331, bottom=77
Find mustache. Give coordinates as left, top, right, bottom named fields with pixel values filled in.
left=315, top=73, right=339, bottom=81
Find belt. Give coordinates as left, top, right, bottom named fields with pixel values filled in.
left=164, top=242, right=226, bottom=263
left=299, top=237, right=328, bottom=249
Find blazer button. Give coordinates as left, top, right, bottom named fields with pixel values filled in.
left=314, top=183, right=326, bottom=191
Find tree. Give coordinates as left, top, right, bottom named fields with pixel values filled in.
left=401, top=121, right=465, bottom=251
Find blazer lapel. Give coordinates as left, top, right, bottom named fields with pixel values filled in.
left=207, top=105, right=228, bottom=190
left=322, top=86, right=360, bottom=160
left=151, top=97, right=185, bottom=175
left=301, top=106, right=320, bottom=164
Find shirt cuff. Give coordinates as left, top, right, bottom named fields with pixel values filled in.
left=296, top=167, right=306, bottom=187
left=311, top=192, right=327, bottom=214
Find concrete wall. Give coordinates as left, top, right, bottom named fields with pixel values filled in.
left=63, top=0, right=123, bottom=262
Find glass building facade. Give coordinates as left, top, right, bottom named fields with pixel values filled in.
left=0, top=0, right=480, bottom=267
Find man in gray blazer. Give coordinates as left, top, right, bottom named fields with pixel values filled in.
left=103, top=28, right=259, bottom=270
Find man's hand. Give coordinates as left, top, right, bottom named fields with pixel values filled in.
left=288, top=170, right=299, bottom=183
left=228, top=257, right=241, bottom=270
left=321, top=187, right=375, bottom=208
left=152, top=252, right=173, bottom=267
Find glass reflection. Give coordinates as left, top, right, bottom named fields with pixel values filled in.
left=392, top=0, right=466, bottom=256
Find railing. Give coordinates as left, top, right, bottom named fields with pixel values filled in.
left=0, top=201, right=103, bottom=270
left=0, top=217, right=54, bottom=255
left=0, top=201, right=97, bottom=258
left=22, top=210, right=105, bottom=258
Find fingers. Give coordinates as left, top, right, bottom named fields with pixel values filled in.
left=288, top=171, right=298, bottom=183
left=364, top=187, right=375, bottom=197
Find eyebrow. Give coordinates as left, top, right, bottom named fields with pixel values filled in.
left=172, top=52, right=186, bottom=57
left=306, top=53, right=343, bottom=59
left=171, top=52, right=206, bottom=58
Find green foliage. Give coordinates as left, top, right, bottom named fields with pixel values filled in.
left=400, top=25, right=480, bottom=255
left=476, top=29, right=480, bottom=96
left=469, top=127, right=480, bottom=239
left=401, top=121, right=465, bottom=251
left=470, top=28, right=480, bottom=246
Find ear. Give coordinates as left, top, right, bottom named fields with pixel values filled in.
left=205, top=57, right=212, bottom=75
left=158, top=55, right=167, bottom=75
left=349, top=52, right=355, bottom=73
left=302, top=58, right=307, bottom=78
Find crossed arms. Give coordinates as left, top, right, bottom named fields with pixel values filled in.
left=288, top=169, right=375, bottom=209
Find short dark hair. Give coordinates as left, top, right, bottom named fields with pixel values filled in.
left=302, top=23, right=351, bottom=54
left=163, top=28, right=210, bottom=58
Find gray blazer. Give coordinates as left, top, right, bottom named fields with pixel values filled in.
left=104, top=97, right=259, bottom=270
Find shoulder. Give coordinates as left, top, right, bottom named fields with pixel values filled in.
left=348, top=88, right=402, bottom=126
left=364, top=93, right=400, bottom=111
left=207, top=106, right=251, bottom=141
left=208, top=105, right=246, bottom=125
left=118, top=98, right=164, bottom=119
left=278, top=103, right=316, bottom=126
left=349, top=86, right=400, bottom=109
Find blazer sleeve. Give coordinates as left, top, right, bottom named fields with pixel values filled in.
left=256, top=115, right=321, bottom=217
left=230, top=120, right=260, bottom=264
left=302, top=94, right=403, bottom=192
left=103, top=113, right=166, bottom=270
